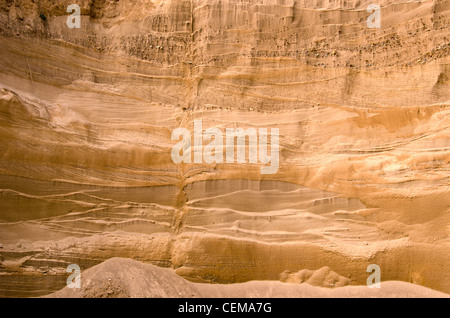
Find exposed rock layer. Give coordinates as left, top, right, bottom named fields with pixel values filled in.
left=0, top=0, right=449, bottom=297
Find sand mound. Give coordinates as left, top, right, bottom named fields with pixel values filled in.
left=47, top=258, right=448, bottom=298
left=280, top=266, right=350, bottom=287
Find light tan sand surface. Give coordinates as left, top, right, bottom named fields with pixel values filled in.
left=0, top=0, right=449, bottom=297
left=48, top=257, right=449, bottom=298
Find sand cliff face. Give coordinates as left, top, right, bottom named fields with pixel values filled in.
left=0, top=0, right=449, bottom=297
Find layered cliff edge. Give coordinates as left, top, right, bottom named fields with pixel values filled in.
left=0, top=0, right=449, bottom=297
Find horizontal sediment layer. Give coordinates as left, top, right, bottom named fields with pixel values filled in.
left=0, top=0, right=449, bottom=297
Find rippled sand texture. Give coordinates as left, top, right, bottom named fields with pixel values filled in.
left=0, top=0, right=449, bottom=297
